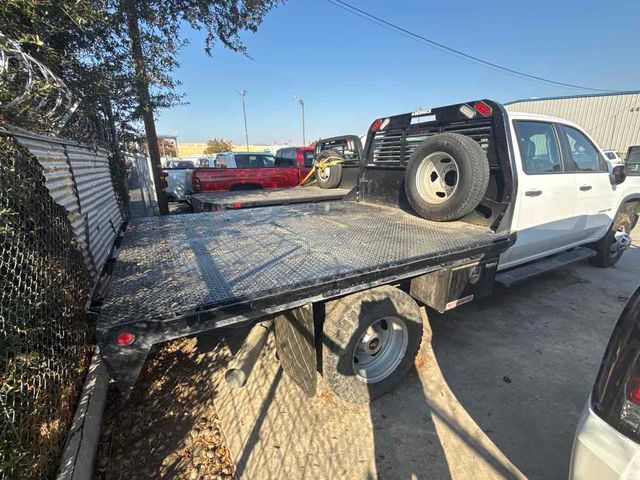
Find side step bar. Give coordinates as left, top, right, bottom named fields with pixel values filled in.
left=496, top=247, right=595, bottom=288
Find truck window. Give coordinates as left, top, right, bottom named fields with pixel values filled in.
left=627, top=147, right=640, bottom=173
left=235, top=154, right=275, bottom=168
left=560, top=125, right=605, bottom=172
left=303, top=151, right=314, bottom=168
left=514, top=121, right=562, bottom=174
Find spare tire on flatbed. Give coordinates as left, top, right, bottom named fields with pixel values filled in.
left=404, top=133, right=489, bottom=221
left=315, top=150, right=343, bottom=189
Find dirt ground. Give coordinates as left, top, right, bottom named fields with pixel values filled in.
left=98, top=227, right=640, bottom=479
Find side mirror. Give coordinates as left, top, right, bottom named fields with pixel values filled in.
left=610, top=164, right=626, bottom=185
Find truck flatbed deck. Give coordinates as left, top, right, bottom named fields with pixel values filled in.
left=98, top=201, right=511, bottom=337
left=189, top=186, right=352, bottom=212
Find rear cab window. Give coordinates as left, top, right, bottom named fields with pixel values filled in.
left=303, top=151, right=314, bottom=168
left=513, top=121, right=562, bottom=174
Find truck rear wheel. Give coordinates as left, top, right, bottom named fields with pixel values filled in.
left=405, top=133, right=489, bottom=221
left=590, top=214, right=632, bottom=268
left=316, top=150, right=343, bottom=189
left=322, top=286, right=423, bottom=403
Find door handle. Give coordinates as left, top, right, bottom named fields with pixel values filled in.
left=579, top=185, right=592, bottom=191
left=525, top=189, right=542, bottom=197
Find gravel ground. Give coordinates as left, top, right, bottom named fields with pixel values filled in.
left=95, top=337, right=234, bottom=479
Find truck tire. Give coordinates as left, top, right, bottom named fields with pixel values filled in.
left=590, top=214, right=632, bottom=268
left=316, top=150, right=343, bottom=189
left=322, top=286, right=423, bottom=403
left=405, top=133, right=489, bottom=221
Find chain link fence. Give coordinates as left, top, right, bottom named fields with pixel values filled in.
left=0, top=135, right=92, bottom=479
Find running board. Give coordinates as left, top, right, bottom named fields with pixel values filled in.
left=496, top=247, right=595, bottom=287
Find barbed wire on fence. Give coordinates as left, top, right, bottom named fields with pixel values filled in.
left=0, top=34, right=75, bottom=127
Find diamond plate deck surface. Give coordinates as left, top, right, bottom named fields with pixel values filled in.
left=98, top=202, right=503, bottom=329
left=190, top=186, right=350, bottom=210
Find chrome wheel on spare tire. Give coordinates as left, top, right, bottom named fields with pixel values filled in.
left=322, top=286, right=423, bottom=403
left=405, top=133, right=489, bottom=222
left=414, top=152, right=460, bottom=204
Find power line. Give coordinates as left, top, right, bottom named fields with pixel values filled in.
left=324, top=0, right=615, bottom=93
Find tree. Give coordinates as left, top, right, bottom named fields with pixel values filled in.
left=2, top=0, right=282, bottom=213
left=204, top=138, right=233, bottom=154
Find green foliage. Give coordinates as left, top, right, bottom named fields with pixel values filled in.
left=0, top=0, right=283, bottom=136
left=204, top=137, right=234, bottom=154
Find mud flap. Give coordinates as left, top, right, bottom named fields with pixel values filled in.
left=274, top=304, right=317, bottom=397
left=99, top=336, right=152, bottom=397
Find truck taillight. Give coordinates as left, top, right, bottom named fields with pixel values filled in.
left=370, top=119, right=383, bottom=132
left=192, top=175, right=201, bottom=192
left=591, top=287, right=640, bottom=442
left=115, top=331, right=135, bottom=346
left=474, top=101, right=492, bottom=117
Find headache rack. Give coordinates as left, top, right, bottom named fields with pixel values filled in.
left=361, top=100, right=516, bottom=231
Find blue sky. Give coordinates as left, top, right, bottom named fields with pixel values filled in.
left=156, top=0, right=639, bottom=145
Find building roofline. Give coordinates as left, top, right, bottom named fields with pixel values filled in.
left=504, top=90, right=640, bottom=105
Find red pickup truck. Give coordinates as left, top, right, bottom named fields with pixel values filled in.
left=188, top=148, right=314, bottom=193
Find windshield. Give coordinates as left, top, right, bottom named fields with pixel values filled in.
left=234, top=154, right=275, bottom=168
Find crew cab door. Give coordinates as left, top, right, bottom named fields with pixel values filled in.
left=557, top=124, right=616, bottom=242
left=502, top=120, right=580, bottom=268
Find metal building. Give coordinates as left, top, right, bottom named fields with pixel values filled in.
left=505, top=91, right=640, bottom=157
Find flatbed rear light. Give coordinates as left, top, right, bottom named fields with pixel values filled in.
left=115, top=331, right=135, bottom=346
left=459, top=104, right=476, bottom=119
left=474, top=101, right=492, bottom=117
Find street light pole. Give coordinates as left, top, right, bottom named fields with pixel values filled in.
left=297, top=97, right=306, bottom=146
left=238, top=90, right=249, bottom=151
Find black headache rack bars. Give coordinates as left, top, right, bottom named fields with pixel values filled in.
left=360, top=99, right=517, bottom=231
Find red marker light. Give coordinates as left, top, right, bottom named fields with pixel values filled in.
left=370, top=119, right=383, bottom=132
left=474, top=101, right=492, bottom=117
left=115, top=331, right=135, bottom=346
left=629, top=386, right=640, bottom=404
left=233, top=202, right=242, bottom=209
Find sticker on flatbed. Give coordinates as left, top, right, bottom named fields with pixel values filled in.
left=445, top=294, right=474, bottom=311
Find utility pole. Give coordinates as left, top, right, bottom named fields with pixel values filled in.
left=238, top=90, right=249, bottom=151
left=123, top=0, right=168, bottom=215
left=296, top=97, right=306, bottom=146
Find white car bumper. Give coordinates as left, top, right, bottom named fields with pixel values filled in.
left=570, top=402, right=640, bottom=480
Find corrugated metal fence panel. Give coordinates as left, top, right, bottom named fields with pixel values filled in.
left=8, top=128, right=123, bottom=279
left=65, top=143, right=123, bottom=274
left=506, top=92, right=640, bottom=157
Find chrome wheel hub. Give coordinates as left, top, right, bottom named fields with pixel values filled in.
left=415, top=152, right=459, bottom=204
left=352, top=317, right=408, bottom=384
left=611, top=226, right=632, bottom=255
